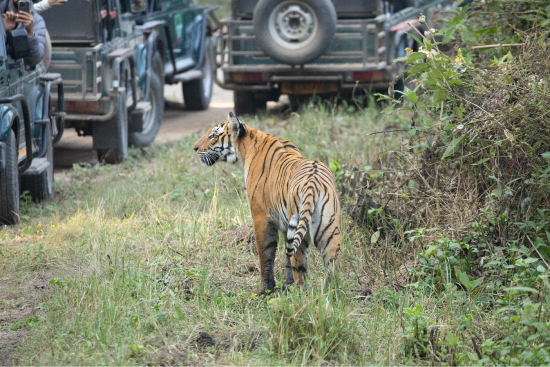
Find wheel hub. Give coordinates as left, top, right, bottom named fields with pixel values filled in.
left=269, top=1, right=318, bottom=49
left=277, top=5, right=312, bottom=42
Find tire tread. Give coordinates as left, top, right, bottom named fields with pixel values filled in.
left=0, top=130, right=20, bottom=225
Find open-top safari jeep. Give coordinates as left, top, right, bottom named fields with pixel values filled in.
left=0, top=19, right=65, bottom=224
left=42, top=0, right=217, bottom=163
left=215, top=0, right=454, bottom=114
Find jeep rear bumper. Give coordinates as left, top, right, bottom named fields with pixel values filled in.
left=218, top=64, right=395, bottom=95
left=215, top=16, right=395, bottom=94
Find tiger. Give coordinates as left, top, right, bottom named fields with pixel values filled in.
left=192, top=112, right=342, bottom=294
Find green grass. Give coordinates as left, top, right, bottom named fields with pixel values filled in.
left=1, top=100, right=544, bottom=365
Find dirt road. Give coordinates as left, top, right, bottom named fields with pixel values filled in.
left=53, top=84, right=234, bottom=169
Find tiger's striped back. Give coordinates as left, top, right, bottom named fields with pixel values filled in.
left=193, top=112, right=342, bottom=293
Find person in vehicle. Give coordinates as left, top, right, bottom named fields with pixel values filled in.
left=33, top=0, right=67, bottom=13
left=1, top=0, right=46, bottom=67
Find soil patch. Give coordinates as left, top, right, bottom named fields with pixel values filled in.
left=0, top=271, right=51, bottom=365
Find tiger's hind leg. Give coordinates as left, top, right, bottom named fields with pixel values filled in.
left=290, top=240, right=310, bottom=288
left=253, top=217, right=279, bottom=295
left=318, top=224, right=342, bottom=280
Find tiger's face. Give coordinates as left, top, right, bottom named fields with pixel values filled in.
left=192, top=113, right=246, bottom=167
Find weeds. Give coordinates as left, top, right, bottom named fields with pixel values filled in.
left=267, top=287, right=359, bottom=364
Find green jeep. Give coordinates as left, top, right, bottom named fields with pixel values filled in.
left=41, top=0, right=217, bottom=163
left=216, top=0, right=454, bottom=114
left=0, top=21, right=65, bottom=225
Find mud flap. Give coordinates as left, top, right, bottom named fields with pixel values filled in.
left=92, top=94, right=128, bottom=158
left=21, top=158, right=52, bottom=202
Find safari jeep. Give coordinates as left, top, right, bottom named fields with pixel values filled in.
left=0, top=21, right=65, bottom=225
left=216, top=0, right=454, bottom=114
left=42, top=0, right=217, bottom=163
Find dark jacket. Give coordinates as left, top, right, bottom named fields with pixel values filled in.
left=0, top=0, right=46, bottom=67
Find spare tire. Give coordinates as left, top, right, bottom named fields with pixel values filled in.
left=253, top=0, right=337, bottom=65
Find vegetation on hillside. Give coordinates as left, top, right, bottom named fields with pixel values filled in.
left=364, top=1, right=550, bottom=364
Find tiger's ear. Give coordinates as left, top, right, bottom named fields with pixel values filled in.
left=228, top=112, right=246, bottom=139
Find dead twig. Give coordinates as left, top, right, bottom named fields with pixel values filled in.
left=407, top=22, right=426, bottom=40
left=472, top=43, right=524, bottom=49
left=471, top=335, right=483, bottom=360
left=365, top=129, right=408, bottom=137
left=167, top=244, right=185, bottom=257
left=525, top=234, right=550, bottom=270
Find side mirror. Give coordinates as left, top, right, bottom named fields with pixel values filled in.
left=6, top=29, right=31, bottom=59
left=130, top=0, right=147, bottom=13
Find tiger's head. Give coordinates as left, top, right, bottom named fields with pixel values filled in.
left=192, top=112, right=247, bottom=167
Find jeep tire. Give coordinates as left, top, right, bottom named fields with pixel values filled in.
left=182, top=39, right=213, bottom=110
left=253, top=0, right=337, bottom=65
left=0, top=130, right=20, bottom=225
left=129, top=53, right=164, bottom=147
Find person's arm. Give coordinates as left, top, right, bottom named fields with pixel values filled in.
left=34, top=0, right=68, bottom=14
left=33, top=0, right=51, bottom=13
left=18, top=11, right=46, bottom=67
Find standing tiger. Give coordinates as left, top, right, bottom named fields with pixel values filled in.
left=193, top=112, right=342, bottom=293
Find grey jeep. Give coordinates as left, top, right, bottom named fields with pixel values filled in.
left=42, top=0, right=217, bottom=163
left=215, top=0, right=454, bottom=114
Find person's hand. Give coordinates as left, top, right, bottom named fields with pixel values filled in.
left=16, top=11, right=33, bottom=36
left=47, top=0, right=68, bottom=7
left=2, top=11, right=17, bottom=32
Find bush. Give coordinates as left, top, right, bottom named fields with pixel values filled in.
left=345, top=3, right=550, bottom=363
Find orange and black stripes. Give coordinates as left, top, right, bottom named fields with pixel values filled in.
left=193, top=112, right=342, bottom=293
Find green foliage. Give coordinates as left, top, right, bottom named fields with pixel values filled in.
left=400, top=306, right=433, bottom=359
left=3, top=316, right=41, bottom=331
left=454, top=1, right=550, bottom=60
left=370, top=3, right=550, bottom=364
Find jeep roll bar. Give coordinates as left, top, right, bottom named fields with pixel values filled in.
left=36, top=73, right=65, bottom=155
left=135, top=20, right=165, bottom=102
left=109, top=47, right=138, bottom=113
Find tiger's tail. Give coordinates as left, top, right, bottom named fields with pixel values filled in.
left=286, top=188, right=316, bottom=257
